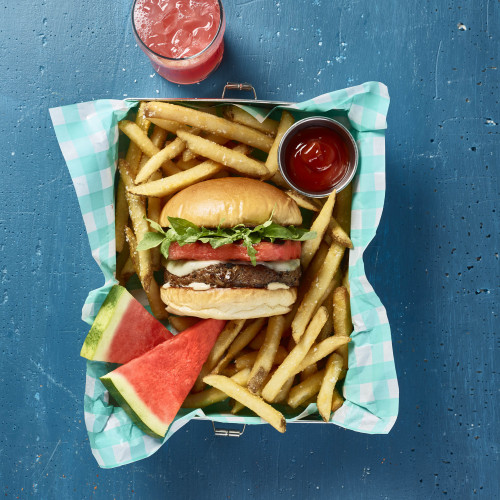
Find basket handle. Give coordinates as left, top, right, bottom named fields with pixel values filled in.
left=211, top=421, right=246, bottom=437
left=221, top=82, right=257, bottom=99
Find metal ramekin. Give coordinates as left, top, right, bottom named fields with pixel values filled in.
left=278, top=116, right=359, bottom=197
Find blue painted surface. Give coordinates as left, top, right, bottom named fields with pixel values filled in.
left=0, top=0, right=498, bottom=498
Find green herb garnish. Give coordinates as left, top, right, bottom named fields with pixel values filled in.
left=137, top=215, right=316, bottom=266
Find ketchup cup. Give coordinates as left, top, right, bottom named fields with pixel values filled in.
left=278, top=117, right=359, bottom=198
left=132, top=0, right=226, bottom=85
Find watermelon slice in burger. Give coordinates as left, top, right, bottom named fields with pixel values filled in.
left=100, top=318, right=226, bottom=438
left=80, top=285, right=173, bottom=364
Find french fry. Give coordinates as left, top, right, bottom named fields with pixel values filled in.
left=324, top=217, right=353, bottom=249
left=332, top=182, right=352, bottom=235
left=247, top=315, right=286, bottom=394
left=221, top=364, right=239, bottom=377
left=175, top=158, right=202, bottom=170
left=235, top=346, right=287, bottom=371
left=271, top=376, right=295, bottom=404
left=265, top=111, right=295, bottom=177
left=125, top=227, right=167, bottom=319
left=292, top=243, right=345, bottom=342
left=177, top=143, right=248, bottom=172
left=202, top=131, right=230, bottom=145
left=143, top=126, right=182, bottom=178
left=115, top=178, right=128, bottom=253
left=150, top=124, right=168, bottom=149
left=135, top=101, right=151, bottom=131
left=298, top=396, right=318, bottom=408
left=301, top=189, right=337, bottom=270
left=127, top=160, right=224, bottom=200
left=146, top=170, right=163, bottom=270
left=149, top=117, right=184, bottom=134
left=212, top=318, right=266, bottom=374
left=181, top=147, right=197, bottom=163
left=135, top=137, right=186, bottom=184
left=248, top=329, right=266, bottom=350
left=161, top=158, right=183, bottom=176
left=176, top=130, right=268, bottom=178
left=269, top=171, right=290, bottom=189
left=203, top=375, right=286, bottom=433
left=333, top=286, right=353, bottom=369
left=128, top=160, right=224, bottom=199
left=283, top=241, right=330, bottom=331
left=117, top=105, right=152, bottom=251
left=145, top=102, right=275, bottom=152
left=234, top=368, right=276, bottom=412
left=119, top=160, right=154, bottom=292
left=287, top=370, right=325, bottom=408
left=272, top=337, right=296, bottom=403
left=118, top=256, right=135, bottom=286
left=331, top=388, right=344, bottom=413
left=300, top=364, right=318, bottom=382
left=224, top=105, right=279, bottom=136
left=317, top=353, right=343, bottom=421
left=285, top=190, right=321, bottom=212
left=318, top=288, right=334, bottom=342
left=125, top=102, right=151, bottom=175
left=168, top=315, right=200, bottom=332
left=119, top=120, right=158, bottom=158
left=296, top=336, right=351, bottom=375
left=261, top=306, right=328, bottom=402
left=232, top=143, right=253, bottom=155
left=115, top=241, right=130, bottom=279
left=193, top=320, right=246, bottom=392
left=182, top=368, right=251, bottom=408
left=231, top=400, right=245, bottom=414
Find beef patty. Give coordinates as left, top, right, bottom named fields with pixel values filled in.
left=165, top=262, right=301, bottom=289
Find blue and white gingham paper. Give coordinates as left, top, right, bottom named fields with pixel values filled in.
left=50, top=82, right=398, bottom=468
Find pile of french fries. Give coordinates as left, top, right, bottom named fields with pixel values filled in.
left=115, top=101, right=354, bottom=433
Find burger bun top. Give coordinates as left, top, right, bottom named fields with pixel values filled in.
left=159, top=177, right=302, bottom=228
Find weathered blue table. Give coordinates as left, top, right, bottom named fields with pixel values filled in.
left=0, top=1, right=498, bottom=498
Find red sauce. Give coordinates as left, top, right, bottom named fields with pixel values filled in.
left=284, top=126, right=350, bottom=193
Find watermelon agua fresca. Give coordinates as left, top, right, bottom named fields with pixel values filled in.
left=100, top=319, right=226, bottom=438
left=80, top=285, right=173, bottom=364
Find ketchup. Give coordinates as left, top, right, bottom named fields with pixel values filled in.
left=284, top=126, right=349, bottom=193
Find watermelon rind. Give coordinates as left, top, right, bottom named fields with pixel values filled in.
left=80, top=285, right=130, bottom=360
left=100, top=372, right=166, bottom=439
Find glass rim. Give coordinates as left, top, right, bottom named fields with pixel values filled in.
left=131, top=0, right=225, bottom=62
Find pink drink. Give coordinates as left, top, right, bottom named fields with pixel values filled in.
left=133, top=0, right=225, bottom=84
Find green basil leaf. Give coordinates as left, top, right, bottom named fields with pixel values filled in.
left=160, top=238, right=173, bottom=259
left=168, top=216, right=198, bottom=234
left=137, top=232, right=165, bottom=250
left=145, top=218, right=166, bottom=234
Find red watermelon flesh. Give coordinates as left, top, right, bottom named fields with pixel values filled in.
left=100, top=318, right=226, bottom=438
left=81, top=285, right=173, bottom=364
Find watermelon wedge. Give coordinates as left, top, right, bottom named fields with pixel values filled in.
left=100, top=318, right=226, bottom=438
left=80, top=285, right=173, bottom=364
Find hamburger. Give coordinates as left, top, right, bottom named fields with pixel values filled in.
left=139, top=177, right=315, bottom=319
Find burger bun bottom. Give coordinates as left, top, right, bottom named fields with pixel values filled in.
left=161, top=287, right=297, bottom=320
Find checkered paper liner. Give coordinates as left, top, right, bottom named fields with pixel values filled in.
left=50, top=82, right=398, bottom=468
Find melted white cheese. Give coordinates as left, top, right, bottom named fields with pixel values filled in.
left=166, top=259, right=301, bottom=277
left=166, top=260, right=220, bottom=277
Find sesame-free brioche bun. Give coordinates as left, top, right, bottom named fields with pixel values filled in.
left=161, top=287, right=297, bottom=320
left=159, top=177, right=302, bottom=228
